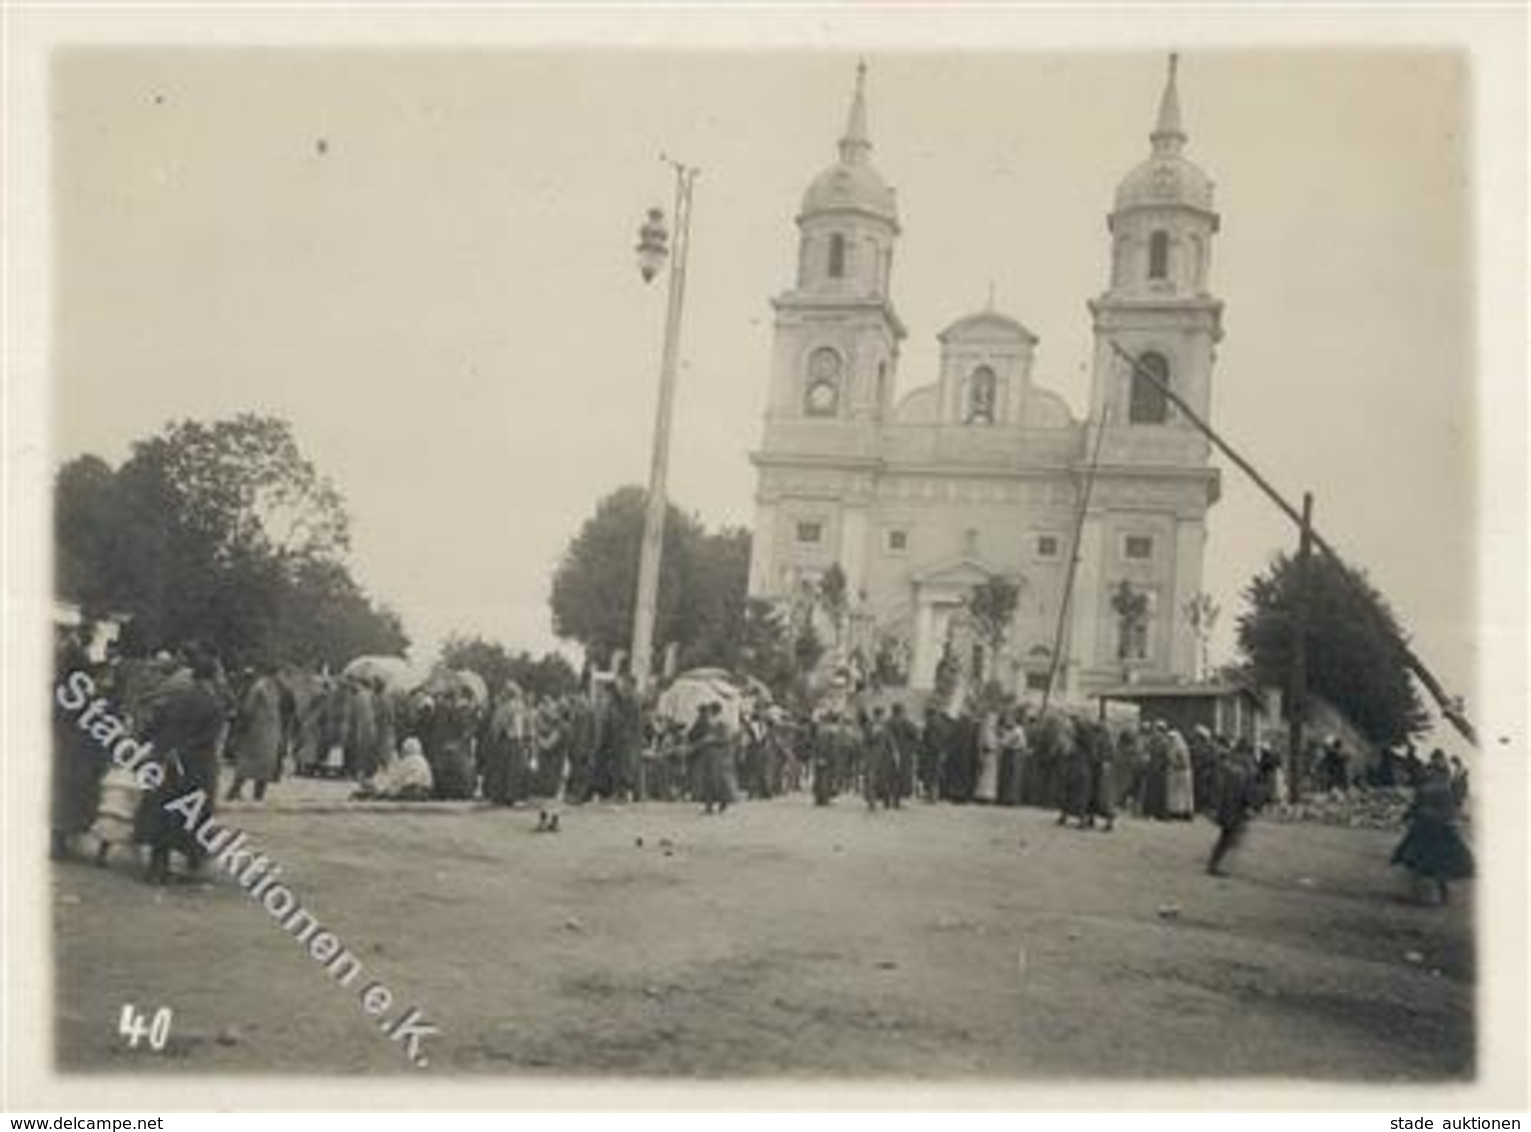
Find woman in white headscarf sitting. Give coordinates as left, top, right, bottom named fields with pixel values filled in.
left=355, top=736, right=434, bottom=801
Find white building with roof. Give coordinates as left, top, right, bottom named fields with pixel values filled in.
left=746, top=57, right=1224, bottom=700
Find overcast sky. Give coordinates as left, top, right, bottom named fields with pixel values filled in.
left=53, top=47, right=1475, bottom=724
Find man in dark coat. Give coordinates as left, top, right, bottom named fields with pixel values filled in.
left=137, top=648, right=226, bottom=884
left=888, top=703, right=921, bottom=804
left=1207, top=740, right=1261, bottom=877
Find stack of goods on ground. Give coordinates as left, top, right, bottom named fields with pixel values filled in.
left=1262, top=786, right=1422, bottom=830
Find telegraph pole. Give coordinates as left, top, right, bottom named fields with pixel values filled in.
left=1041, top=405, right=1110, bottom=714
left=1105, top=340, right=1476, bottom=747
left=630, top=157, right=699, bottom=694
left=1287, top=492, right=1314, bottom=803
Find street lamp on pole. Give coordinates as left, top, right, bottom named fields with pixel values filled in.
left=629, top=156, right=699, bottom=694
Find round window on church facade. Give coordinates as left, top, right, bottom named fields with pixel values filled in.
left=805, top=348, right=843, bottom=416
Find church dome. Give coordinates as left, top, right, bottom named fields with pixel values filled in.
left=1112, top=54, right=1216, bottom=216
left=1114, top=152, right=1214, bottom=214
left=801, top=160, right=898, bottom=223
left=799, top=62, right=899, bottom=227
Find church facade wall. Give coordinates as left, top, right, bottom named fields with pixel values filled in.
left=747, top=57, right=1223, bottom=704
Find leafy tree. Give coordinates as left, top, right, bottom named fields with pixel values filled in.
left=54, top=454, right=121, bottom=613
left=1237, top=552, right=1427, bottom=745
left=549, top=486, right=703, bottom=668
left=676, top=526, right=752, bottom=671
left=274, top=558, right=408, bottom=669
left=439, top=634, right=580, bottom=701
left=548, top=486, right=751, bottom=673
left=969, top=575, right=1020, bottom=656
left=141, top=416, right=348, bottom=562
left=736, top=596, right=825, bottom=706
left=736, top=599, right=797, bottom=697
left=54, top=414, right=403, bottom=670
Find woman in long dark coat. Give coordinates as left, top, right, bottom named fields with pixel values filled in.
left=1142, top=722, right=1170, bottom=820
left=425, top=693, right=478, bottom=800
left=997, top=710, right=1027, bottom=807
left=1056, top=717, right=1093, bottom=827
left=1088, top=722, right=1118, bottom=830
left=51, top=635, right=103, bottom=859
left=942, top=713, right=978, bottom=803
left=1391, top=750, right=1474, bottom=904
left=227, top=666, right=283, bottom=802
left=919, top=709, right=947, bottom=802
left=479, top=691, right=518, bottom=805
left=1114, top=727, right=1142, bottom=816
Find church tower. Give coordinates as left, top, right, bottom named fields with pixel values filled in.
left=1072, top=55, right=1224, bottom=688
left=748, top=64, right=907, bottom=600
left=1088, top=53, right=1222, bottom=446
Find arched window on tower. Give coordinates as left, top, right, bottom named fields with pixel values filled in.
left=966, top=366, right=997, bottom=425
left=828, top=233, right=847, bottom=279
left=1128, top=352, right=1171, bottom=424
left=1148, top=231, right=1170, bottom=281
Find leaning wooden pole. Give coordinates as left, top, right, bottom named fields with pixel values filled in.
left=1106, top=340, right=1476, bottom=747
left=1041, top=405, right=1110, bottom=714
left=1288, top=492, right=1314, bottom=803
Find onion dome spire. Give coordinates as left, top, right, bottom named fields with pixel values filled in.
left=838, top=59, right=871, bottom=163
left=1150, top=53, right=1186, bottom=156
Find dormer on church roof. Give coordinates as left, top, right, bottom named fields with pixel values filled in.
left=938, top=308, right=1039, bottom=346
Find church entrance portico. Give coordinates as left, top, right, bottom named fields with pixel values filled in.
left=909, top=556, right=1012, bottom=692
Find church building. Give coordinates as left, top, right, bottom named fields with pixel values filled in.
left=746, top=57, right=1224, bottom=700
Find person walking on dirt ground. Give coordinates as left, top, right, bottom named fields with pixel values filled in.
left=1390, top=748, right=1474, bottom=905
left=864, top=707, right=902, bottom=811
left=694, top=702, right=735, bottom=815
left=1207, top=738, right=1261, bottom=877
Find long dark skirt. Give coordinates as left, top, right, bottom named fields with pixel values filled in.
left=53, top=722, right=104, bottom=838
left=1090, top=759, right=1117, bottom=818
left=1391, top=817, right=1474, bottom=881
left=1142, top=761, right=1168, bottom=820
left=433, top=741, right=477, bottom=800
left=699, top=744, right=735, bottom=807
left=537, top=743, right=566, bottom=798
left=480, top=733, right=512, bottom=803
left=136, top=749, right=219, bottom=863
left=1059, top=754, right=1092, bottom=818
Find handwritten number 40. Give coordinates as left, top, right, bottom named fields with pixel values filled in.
left=119, top=1004, right=172, bottom=1051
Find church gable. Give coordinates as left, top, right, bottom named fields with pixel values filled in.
left=912, top=555, right=1017, bottom=591
left=937, top=310, right=1038, bottom=346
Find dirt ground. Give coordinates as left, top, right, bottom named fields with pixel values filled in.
left=52, top=779, right=1473, bottom=1080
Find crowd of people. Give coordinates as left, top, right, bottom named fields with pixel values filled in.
left=50, top=629, right=1474, bottom=902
